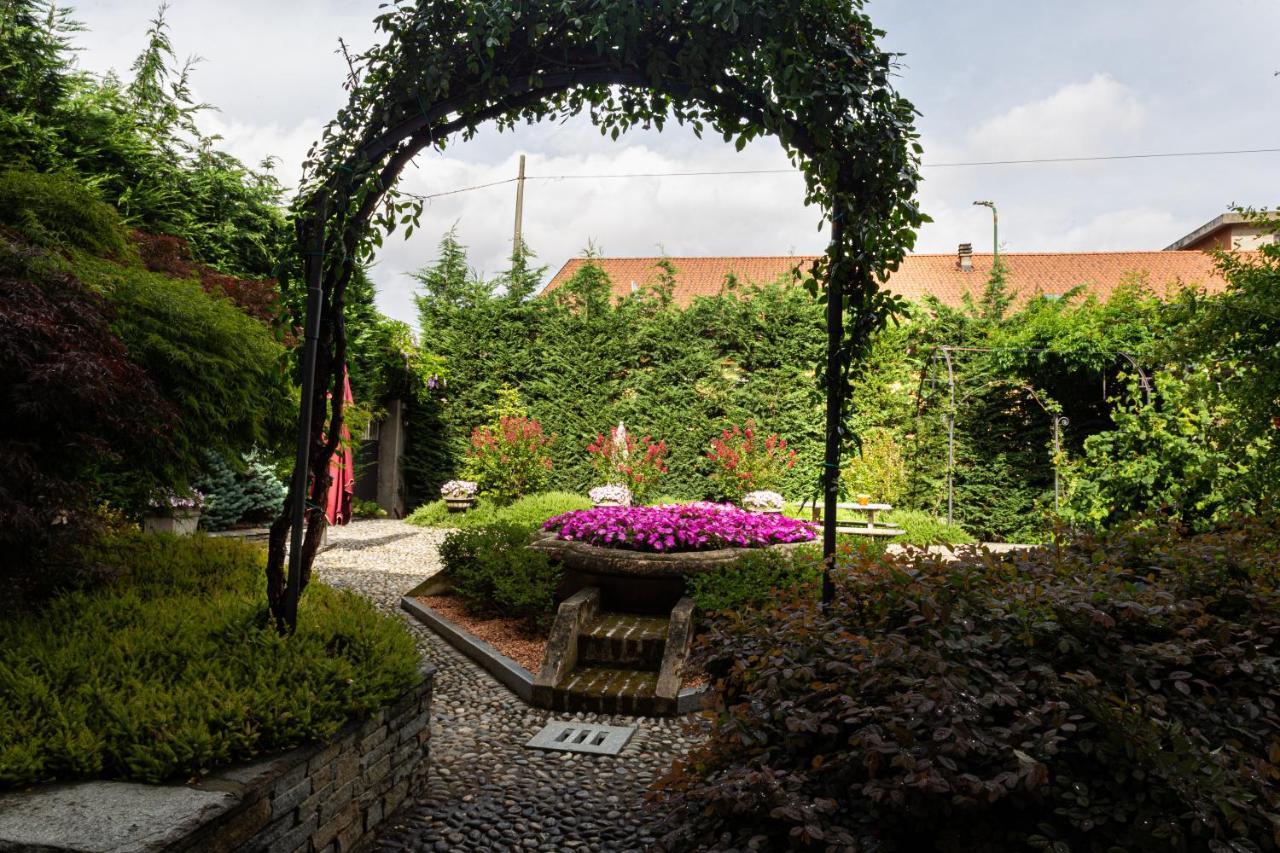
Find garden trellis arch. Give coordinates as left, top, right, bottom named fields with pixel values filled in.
left=268, top=0, right=926, bottom=629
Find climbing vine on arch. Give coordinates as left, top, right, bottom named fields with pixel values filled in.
left=269, top=0, right=926, bottom=627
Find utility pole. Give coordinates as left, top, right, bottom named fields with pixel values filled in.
left=973, top=200, right=998, bottom=264
left=512, top=154, right=526, bottom=259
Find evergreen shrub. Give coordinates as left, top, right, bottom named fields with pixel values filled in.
left=98, top=258, right=294, bottom=483
left=0, top=169, right=128, bottom=257
left=193, top=451, right=287, bottom=531
left=654, top=516, right=1280, bottom=851
left=686, top=546, right=822, bottom=613
left=438, top=524, right=561, bottom=628
left=0, top=533, right=420, bottom=787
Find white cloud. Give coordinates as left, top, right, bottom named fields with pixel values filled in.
left=965, top=74, right=1147, bottom=160
left=200, top=113, right=324, bottom=192
left=62, top=6, right=1280, bottom=327
left=371, top=124, right=826, bottom=323
left=1053, top=207, right=1188, bottom=252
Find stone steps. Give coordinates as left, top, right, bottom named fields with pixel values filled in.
left=577, top=613, right=669, bottom=669
left=535, top=589, right=695, bottom=716
left=550, top=665, right=666, bottom=715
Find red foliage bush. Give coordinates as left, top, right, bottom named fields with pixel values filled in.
left=587, top=427, right=669, bottom=501
left=1, top=234, right=173, bottom=596
left=707, top=420, right=798, bottom=501
left=652, top=517, right=1280, bottom=852
left=466, top=416, right=556, bottom=505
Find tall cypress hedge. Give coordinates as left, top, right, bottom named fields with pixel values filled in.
left=409, top=250, right=839, bottom=505
left=405, top=239, right=1171, bottom=541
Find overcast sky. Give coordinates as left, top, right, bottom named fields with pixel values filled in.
left=70, top=1, right=1280, bottom=325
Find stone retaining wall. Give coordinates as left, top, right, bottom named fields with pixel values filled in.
left=0, top=665, right=434, bottom=853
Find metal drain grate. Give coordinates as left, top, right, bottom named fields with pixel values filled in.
left=526, top=721, right=636, bottom=755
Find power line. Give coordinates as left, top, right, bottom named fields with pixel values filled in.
left=404, top=146, right=1280, bottom=200
left=926, top=147, right=1280, bottom=168
left=402, top=177, right=518, bottom=201
left=532, top=167, right=795, bottom=180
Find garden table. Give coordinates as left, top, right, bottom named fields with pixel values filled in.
left=797, top=500, right=905, bottom=537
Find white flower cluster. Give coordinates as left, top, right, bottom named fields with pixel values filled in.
left=589, top=484, right=632, bottom=505
left=741, top=490, right=785, bottom=511
left=440, top=479, right=478, bottom=499
left=148, top=489, right=204, bottom=511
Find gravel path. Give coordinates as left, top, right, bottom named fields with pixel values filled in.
left=316, top=520, right=704, bottom=852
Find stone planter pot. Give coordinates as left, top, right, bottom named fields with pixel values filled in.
left=530, top=533, right=815, bottom=612
left=591, top=500, right=630, bottom=509
left=743, top=506, right=783, bottom=515
left=444, top=497, right=476, bottom=513
left=143, top=510, right=201, bottom=536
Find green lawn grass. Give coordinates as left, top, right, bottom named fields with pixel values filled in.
left=406, top=491, right=591, bottom=530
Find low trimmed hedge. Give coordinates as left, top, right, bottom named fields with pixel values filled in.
left=686, top=546, right=823, bottom=613
left=0, top=533, right=420, bottom=787
left=438, top=524, right=562, bottom=629
left=654, top=516, right=1280, bottom=851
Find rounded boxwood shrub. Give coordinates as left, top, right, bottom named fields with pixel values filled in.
left=653, top=515, right=1280, bottom=851
left=439, top=523, right=562, bottom=629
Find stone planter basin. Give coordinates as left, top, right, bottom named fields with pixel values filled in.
left=444, top=497, right=476, bottom=513
left=530, top=531, right=814, bottom=583
left=531, top=532, right=815, bottom=612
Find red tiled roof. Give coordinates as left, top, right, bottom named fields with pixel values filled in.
left=541, top=251, right=1235, bottom=308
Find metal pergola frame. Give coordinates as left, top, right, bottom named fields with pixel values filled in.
left=922, top=344, right=1153, bottom=525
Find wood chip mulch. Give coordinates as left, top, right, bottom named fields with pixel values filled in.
left=419, top=594, right=712, bottom=690
left=418, top=595, right=548, bottom=674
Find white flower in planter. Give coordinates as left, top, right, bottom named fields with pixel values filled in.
left=143, top=489, right=204, bottom=535
left=440, top=480, right=478, bottom=500
left=742, top=490, right=785, bottom=511
left=589, top=484, right=632, bottom=506
left=147, top=489, right=205, bottom=516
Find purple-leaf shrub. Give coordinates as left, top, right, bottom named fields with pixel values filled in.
left=542, top=502, right=816, bottom=552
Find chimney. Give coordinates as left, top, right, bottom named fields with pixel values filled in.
left=957, top=243, right=974, bottom=272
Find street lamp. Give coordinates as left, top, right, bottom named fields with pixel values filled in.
left=973, top=200, right=998, bottom=264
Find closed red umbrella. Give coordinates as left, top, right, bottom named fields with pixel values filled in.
left=325, top=371, right=356, bottom=526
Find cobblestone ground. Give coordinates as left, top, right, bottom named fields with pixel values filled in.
left=316, top=520, right=704, bottom=852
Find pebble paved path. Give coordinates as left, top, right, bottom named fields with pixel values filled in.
left=316, top=520, right=704, bottom=852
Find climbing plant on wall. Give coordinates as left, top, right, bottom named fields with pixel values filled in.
left=271, top=0, right=925, bottom=627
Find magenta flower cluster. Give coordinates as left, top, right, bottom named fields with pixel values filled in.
left=542, top=502, right=816, bottom=553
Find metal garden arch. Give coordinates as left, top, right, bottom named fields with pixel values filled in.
left=267, top=0, right=926, bottom=629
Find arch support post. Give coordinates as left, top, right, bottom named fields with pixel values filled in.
left=282, top=197, right=328, bottom=632
left=821, top=219, right=845, bottom=607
